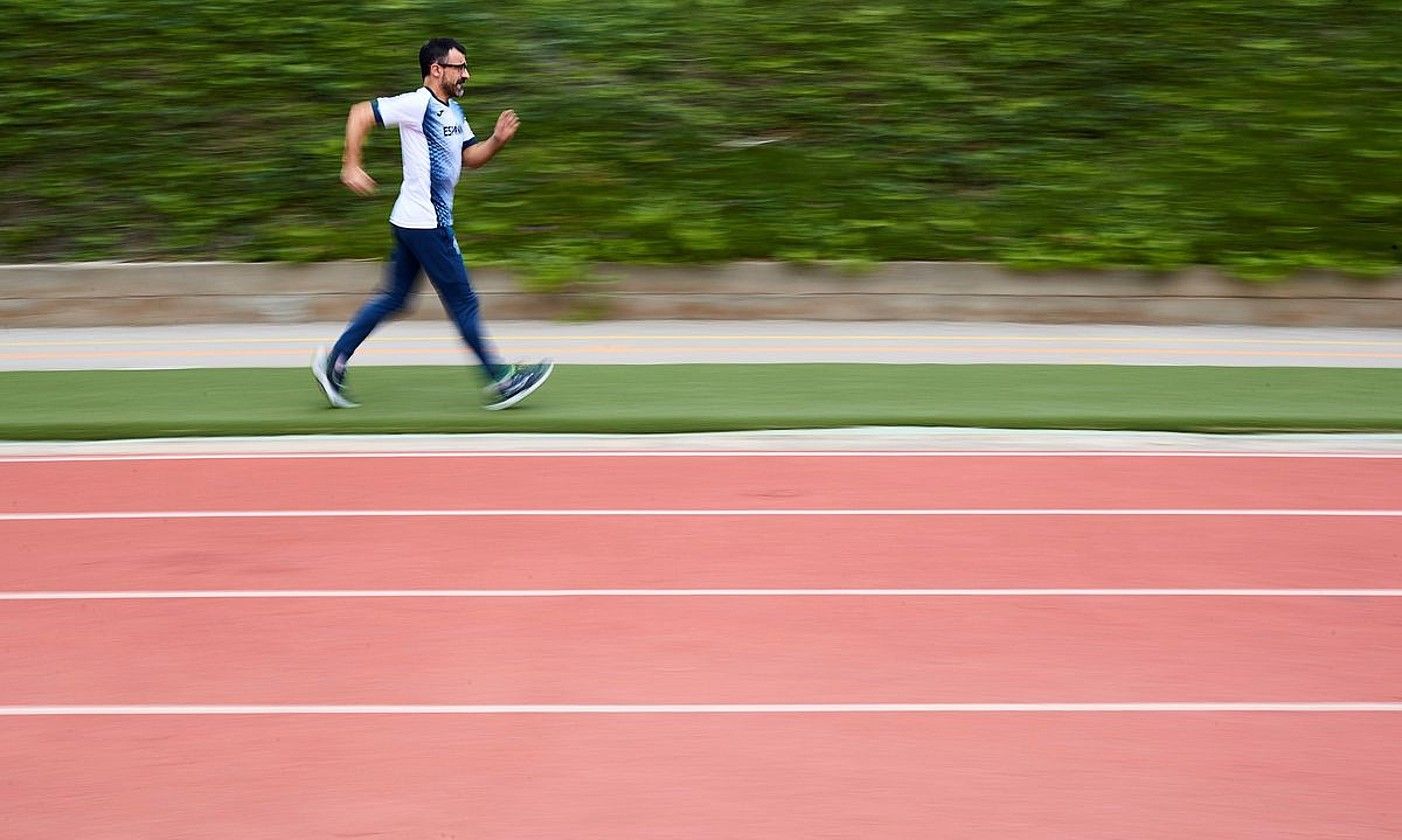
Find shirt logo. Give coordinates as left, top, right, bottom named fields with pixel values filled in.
left=443, top=125, right=464, bottom=137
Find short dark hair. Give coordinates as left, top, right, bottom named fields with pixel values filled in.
left=419, top=37, right=466, bottom=77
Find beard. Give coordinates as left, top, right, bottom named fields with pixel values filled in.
left=440, top=78, right=464, bottom=100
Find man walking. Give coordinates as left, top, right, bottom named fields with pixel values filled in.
left=314, top=37, right=551, bottom=410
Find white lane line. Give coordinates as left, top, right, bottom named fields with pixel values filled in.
left=2, top=509, right=1400, bottom=522
left=4, top=589, right=1402, bottom=601
left=3, top=451, right=1401, bottom=463
left=1, top=703, right=1399, bottom=716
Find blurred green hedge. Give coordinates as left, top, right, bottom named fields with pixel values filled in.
left=2, top=0, right=1398, bottom=280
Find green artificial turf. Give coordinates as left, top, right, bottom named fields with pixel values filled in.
left=0, top=364, right=1398, bottom=441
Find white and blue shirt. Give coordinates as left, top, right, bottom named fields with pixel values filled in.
left=372, top=87, right=477, bottom=229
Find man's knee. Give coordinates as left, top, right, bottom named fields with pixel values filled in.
left=451, top=289, right=481, bottom=321
left=375, top=290, right=415, bottom=317
left=435, top=277, right=479, bottom=316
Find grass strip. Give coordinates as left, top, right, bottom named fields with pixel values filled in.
left=0, top=364, right=1399, bottom=441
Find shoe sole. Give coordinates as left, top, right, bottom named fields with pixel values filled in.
left=311, top=347, right=359, bottom=409
left=484, top=362, right=553, bottom=411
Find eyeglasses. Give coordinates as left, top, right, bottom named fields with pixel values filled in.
left=437, top=62, right=469, bottom=73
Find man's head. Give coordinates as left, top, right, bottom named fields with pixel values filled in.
left=419, top=37, right=469, bottom=99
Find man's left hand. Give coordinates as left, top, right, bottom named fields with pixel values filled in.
left=493, top=110, right=520, bottom=144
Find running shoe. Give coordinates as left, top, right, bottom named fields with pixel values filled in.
left=484, top=360, right=553, bottom=410
left=312, top=346, right=359, bottom=408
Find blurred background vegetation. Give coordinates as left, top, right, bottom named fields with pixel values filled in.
left=1, top=0, right=1398, bottom=281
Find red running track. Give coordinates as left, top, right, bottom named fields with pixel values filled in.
left=5, top=715, right=1401, bottom=840
left=4, top=515, right=1402, bottom=591
left=2, top=453, right=1400, bottom=511
left=1, top=451, right=1400, bottom=838
left=3, top=597, right=1400, bottom=704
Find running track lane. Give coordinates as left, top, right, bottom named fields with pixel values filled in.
left=4, top=516, right=1402, bottom=591
left=2, top=454, right=1400, bottom=512
left=3, top=715, right=1400, bottom=838
left=2, top=597, right=1399, bottom=703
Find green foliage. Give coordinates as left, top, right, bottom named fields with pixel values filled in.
left=2, top=0, right=1398, bottom=278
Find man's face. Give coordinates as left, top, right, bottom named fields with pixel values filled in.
left=435, top=49, right=470, bottom=97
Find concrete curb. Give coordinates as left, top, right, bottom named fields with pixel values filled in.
left=2, top=261, right=1399, bottom=327
left=4, top=429, right=1402, bottom=456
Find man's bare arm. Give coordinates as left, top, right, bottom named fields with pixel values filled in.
left=341, top=101, right=378, bottom=195
left=464, top=109, right=520, bottom=170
